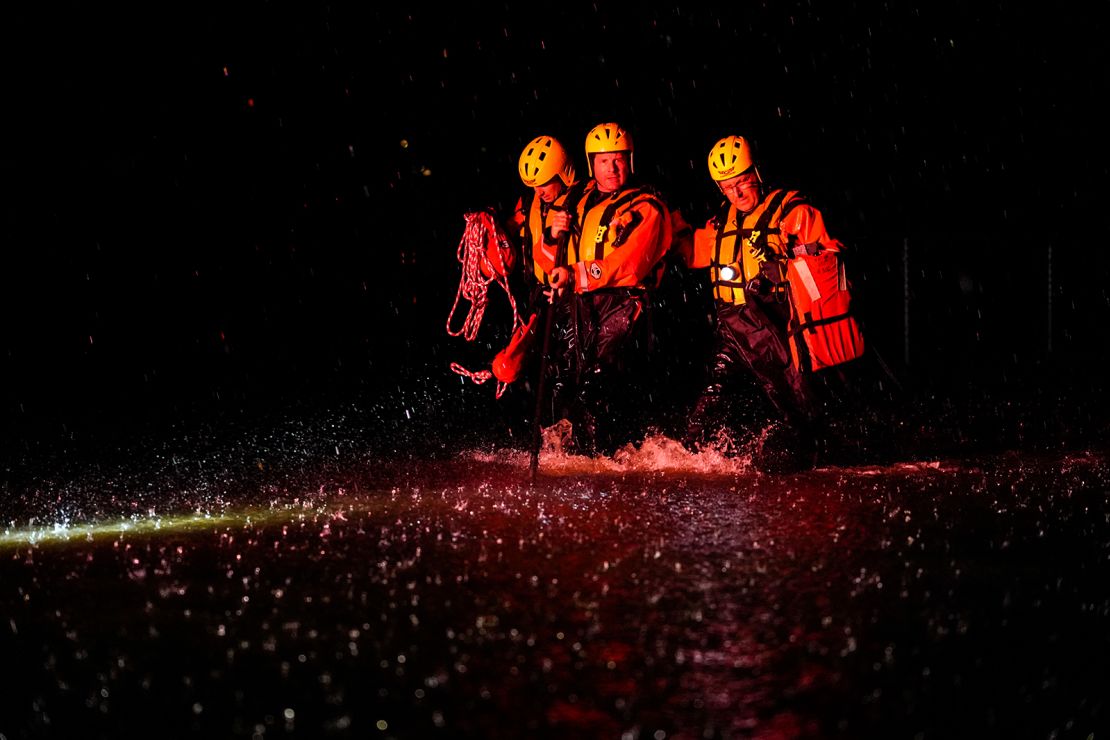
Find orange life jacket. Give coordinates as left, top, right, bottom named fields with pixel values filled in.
left=699, top=189, right=802, bottom=305
left=545, top=181, right=671, bottom=291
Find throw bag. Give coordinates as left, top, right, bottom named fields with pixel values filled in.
left=491, top=312, right=539, bottom=384
left=785, top=252, right=865, bottom=371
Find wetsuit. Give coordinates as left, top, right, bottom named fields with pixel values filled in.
left=680, top=187, right=843, bottom=464
left=536, top=180, right=673, bottom=454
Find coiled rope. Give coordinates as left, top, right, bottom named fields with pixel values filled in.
left=446, top=211, right=522, bottom=398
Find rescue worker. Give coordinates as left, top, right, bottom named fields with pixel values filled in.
left=483, top=136, right=581, bottom=443
left=541, top=122, right=674, bottom=455
left=679, top=134, right=847, bottom=471
left=506, top=135, right=580, bottom=310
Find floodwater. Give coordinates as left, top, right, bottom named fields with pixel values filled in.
left=2, top=397, right=1109, bottom=739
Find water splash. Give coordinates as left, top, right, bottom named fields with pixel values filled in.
left=466, top=422, right=757, bottom=477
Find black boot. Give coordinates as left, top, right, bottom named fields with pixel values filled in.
left=682, top=383, right=726, bottom=452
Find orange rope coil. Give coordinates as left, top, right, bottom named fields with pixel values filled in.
left=446, top=211, right=522, bottom=398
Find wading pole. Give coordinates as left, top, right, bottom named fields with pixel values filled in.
left=529, top=229, right=570, bottom=483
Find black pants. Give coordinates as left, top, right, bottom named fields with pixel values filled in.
left=547, top=288, right=651, bottom=455
left=684, top=295, right=819, bottom=449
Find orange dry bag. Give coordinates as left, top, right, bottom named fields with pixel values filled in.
left=491, top=312, right=540, bottom=384
left=785, top=252, right=865, bottom=371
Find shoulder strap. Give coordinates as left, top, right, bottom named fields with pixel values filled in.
left=712, top=199, right=731, bottom=267
left=562, top=180, right=588, bottom=216
left=520, top=188, right=537, bottom=252
left=714, top=199, right=732, bottom=229
left=780, top=192, right=810, bottom=216
left=740, top=188, right=788, bottom=260
left=551, top=181, right=590, bottom=267
left=774, top=190, right=816, bottom=255
left=598, top=188, right=645, bottom=227
left=755, top=188, right=791, bottom=234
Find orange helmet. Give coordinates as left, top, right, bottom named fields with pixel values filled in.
left=585, top=122, right=634, bottom=176
left=518, top=136, right=576, bottom=188
left=707, top=135, right=760, bottom=183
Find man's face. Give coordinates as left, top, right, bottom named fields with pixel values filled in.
left=592, top=152, right=630, bottom=193
left=535, top=180, right=565, bottom=204
left=719, top=172, right=761, bottom=212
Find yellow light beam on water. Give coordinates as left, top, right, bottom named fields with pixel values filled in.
left=0, top=507, right=295, bottom=550
left=0, top=486, right=489, bottom=551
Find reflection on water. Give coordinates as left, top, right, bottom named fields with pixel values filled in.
left=2, top=406, right=1109, bottom=738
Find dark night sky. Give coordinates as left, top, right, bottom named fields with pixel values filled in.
left=4, top=1, right=1108, bottom=446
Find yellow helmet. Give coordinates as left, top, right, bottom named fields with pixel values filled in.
left=518, top=136, right=576, bottom=188
left=585, top=122, right=634, bottom=176
left=707, top=135, right=758, bottom=182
